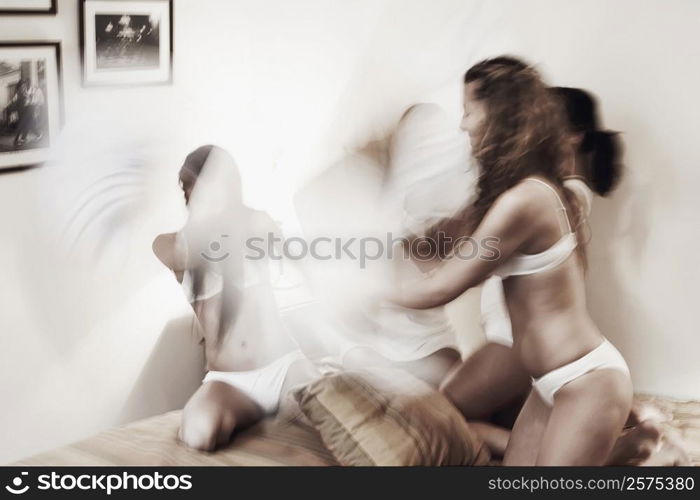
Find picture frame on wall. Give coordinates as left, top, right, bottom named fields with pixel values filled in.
left=0, top=42, right=63, bottom=171
left=0, top=0, right=57, bottom=15
left=80, top=0, right=173, bottom=87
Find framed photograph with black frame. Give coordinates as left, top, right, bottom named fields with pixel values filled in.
left=0, top=0, right=57, bottom=15
left=0, top=42, right=63, bottom=171
left=80, top=0, right=173, bottom=87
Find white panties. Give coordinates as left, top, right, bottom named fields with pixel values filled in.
left=532, top=339, right=630, bottom=406
left=202, top=350, right=305, bottom=414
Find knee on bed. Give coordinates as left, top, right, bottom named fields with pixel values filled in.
left=179, top=403, right=235, bottom=451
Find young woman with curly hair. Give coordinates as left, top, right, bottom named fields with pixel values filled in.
left=386, top=56, right=633, bottom=465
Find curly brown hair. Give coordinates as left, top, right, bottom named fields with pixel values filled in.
left=419, top=56, right=586, bottom=260
left=467, top=56, right=569, bottom=218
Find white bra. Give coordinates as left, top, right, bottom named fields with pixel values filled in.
left=495, top=177, right=577, bottom=278
left=180, top=258, right=271, bottom=303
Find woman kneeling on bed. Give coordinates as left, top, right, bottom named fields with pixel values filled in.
left=385, top=57, right=634, bottom=465
left=152, top=145, right=319, bottom=451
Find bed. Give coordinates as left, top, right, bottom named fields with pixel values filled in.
left=11, top=395, right=700, bottom=466
left=12, top=398, right=337, bottom=466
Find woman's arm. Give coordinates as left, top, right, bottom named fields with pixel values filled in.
left=387, top=186, right=536, bottom=309
left=152, top=232, right=187, bottom=282
left=394, top=232, right=443, bottom=273
left=399, top=201, right=479, bottom=273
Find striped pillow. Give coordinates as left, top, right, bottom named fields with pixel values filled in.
left=294, top=368, right=490, bottom=466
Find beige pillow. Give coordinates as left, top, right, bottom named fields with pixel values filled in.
left=294, top=368, right=490, bottom=466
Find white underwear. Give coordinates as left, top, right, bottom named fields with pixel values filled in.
left=202, top=350, right=305, bottom=414
left=532, top=339, right=630, bottom=406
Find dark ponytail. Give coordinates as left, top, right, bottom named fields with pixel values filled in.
left=549, top=87, right=624, bottom=197
left=582, top=130, right=623, bottom=196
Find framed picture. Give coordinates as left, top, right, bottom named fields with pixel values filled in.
left=0, top=0, right=56, bottom=15
left=0, top=42, right=63, bottom=171
left=80, top=0, right=173, bottom=87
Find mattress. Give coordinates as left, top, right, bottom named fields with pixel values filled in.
left=12, top=400, right=337, bottom=466
left=11, top=394, right=700, bottom=466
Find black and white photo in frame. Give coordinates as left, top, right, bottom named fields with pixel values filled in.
left=0, top=0, right=56, bottom=15
left=0, top=42, right=63, bottom=170
left=80, top=0, right=172, bottom=86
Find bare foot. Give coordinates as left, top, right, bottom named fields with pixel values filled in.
left=638, top=431, right=692, bottom=466
left=607, top=420, right=662, bottom=465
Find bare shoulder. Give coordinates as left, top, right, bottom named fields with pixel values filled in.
left=503, top=178, right=564, bottom=218
left=488, top=181, right=541, bottom=223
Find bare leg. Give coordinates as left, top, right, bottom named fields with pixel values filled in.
left=503, top=389, right=551, bottom=465
left=606, top=420, right=662, bottom=465
left=469, top=421, right=512, bottom=458
left=178, top=380, right=264, bottom=451
left=438, top=343, right=530, bottom=458
left=438, top=344, right=659, bottom=464
left=440, top=343, right=530, bottom=420
left=440, top=345, right=678, bottom=465
left=536, top=369, right=633, bottom=465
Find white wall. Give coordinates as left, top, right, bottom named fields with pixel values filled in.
left=1, top=0, right=698, bottom=463
left=478, top=0, right=700, bottom=400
